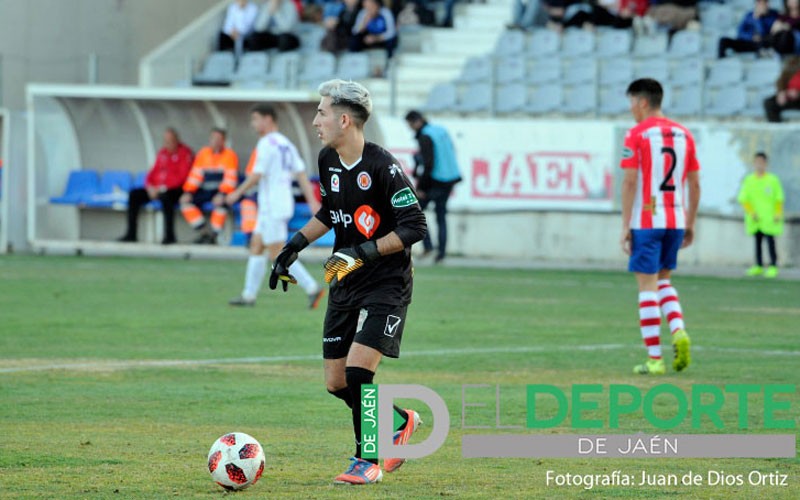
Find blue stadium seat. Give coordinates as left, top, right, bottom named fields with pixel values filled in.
left=133, top=171, right=148, bottom=189
left=742, top=86, right=774, bottom=117
left=706, top=58, right=744, bottom=88
left=336, top=52, right=371, bottom=81
left=525, top=84, right=562, bottom=114
left=599, top=58, right=633, bottom=86
left=669, top=57, right=703, bottom=87
left=299, top=52, right=337, bottom=87
left=562, top=84, right=597, bottom=115
left=701, top=4, right=736, bottom=33
left=456, top=56, right=493, bottom=84
left=598, top=84, right=630, bottom=115
left=635, top=58, right=669, bottom=82
left=230, top=230, right=250, bottom=247
left=50, top=170, right=100, bottom=205
left=233, top=52, right=269, bottom=84
left=495, top=83, right=527, bottom=114
left=266, top=52, right=303, bottom=87
left=527, top=58, right=561, bottom=84
left=668, top=31, right=702, bottom=59
left=562, top=57, right=598, bottom=85
left=193, top=52, right=235, bottom=86
left=633, top=34, right=668, bottom=58
left=494, top=30, right=526, bottom=56
left=669, top=85, right=703, bottom=116
left=705, top=84, right=747, bottom=117
left=596, top=29, right=632, bottom=58
left=454, top=83, right=492, bottom=113
left=423, top=83, right=458, bottom=113
left=527, top=29, right=560, bottom=59
left=84, top=170, right=133, bottom=208
left=560, top=29, right=595, bottom=57
left=744, top=58, right=781, bottom=88
left=496, top=57, right=527, bottom=85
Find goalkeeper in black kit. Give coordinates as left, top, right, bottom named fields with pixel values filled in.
left=268, top=79, right=427, bottom=484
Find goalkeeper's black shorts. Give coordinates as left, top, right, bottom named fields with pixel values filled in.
left=322, top=303, right=408, bottom=359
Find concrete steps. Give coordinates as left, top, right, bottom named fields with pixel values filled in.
left=369, top=1, right=510, bottom=116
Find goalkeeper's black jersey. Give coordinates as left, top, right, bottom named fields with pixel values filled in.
left=315, top=142, right=427, bottom=310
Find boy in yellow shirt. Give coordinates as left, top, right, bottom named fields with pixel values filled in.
left=737, top=152, right=785, bottom=278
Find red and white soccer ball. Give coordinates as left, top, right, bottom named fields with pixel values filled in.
left=207, top=432, right=265, bottom=491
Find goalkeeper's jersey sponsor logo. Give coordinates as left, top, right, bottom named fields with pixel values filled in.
left=355, top=205, right=381, bottom=238
left=330, top=209, right=353, bottom=227
left=391, top=187, right=418, bottom=208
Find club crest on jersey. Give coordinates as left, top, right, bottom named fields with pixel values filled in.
left=622, top=146, right=634, bottom=160
left=390, top=187, right=418, bottom=208
left=357, top=172, right=372, bottom=190
left=331, top=173, right=340, bottom=193
left=354, top=205, right=381, bottom=238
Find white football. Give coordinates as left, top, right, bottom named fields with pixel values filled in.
left=207, top=432, right=265, bottom=490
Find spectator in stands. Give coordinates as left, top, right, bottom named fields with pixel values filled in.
left=762, top=0, right=800, bottom=54
left=350, top=0, right=398, bottom=58
left=179, top=128, right=239, bottom=244
left=564, top=0, right=642, bottom=30
left=245, top=0, right=301, bottom=51
left=508, top=0, right=546, bottom=30
left=405, top=110, right=462, bottom=263
left=118, top=128, right=193, bottom=245
left=219, top=0, right=259, bottom=52
left=643, top=0, right=699, bottom=33
left=718, top=0, right=779, bottom=58
left=764, top=56, right=800, bottom=121
left=542, top=0, right=580, bottom=32
left=321, top=0, right=362, bottom=52
left=411, top=0, right=459, bottom=28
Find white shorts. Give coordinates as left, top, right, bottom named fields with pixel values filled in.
left=254, top=213, right=289, bottom=245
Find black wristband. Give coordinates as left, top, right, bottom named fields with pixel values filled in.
left=287, top=232, right=310, bottom=252
left=356, top=240, right=380, bottom=262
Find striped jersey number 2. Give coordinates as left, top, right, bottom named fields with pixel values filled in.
left=659, top=146, right=677, bottom=192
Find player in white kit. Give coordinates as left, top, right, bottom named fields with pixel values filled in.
left=226, top=104, right=325, bottom=309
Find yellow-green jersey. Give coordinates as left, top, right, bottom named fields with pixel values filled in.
left=737, top=172, right=784, bottom=236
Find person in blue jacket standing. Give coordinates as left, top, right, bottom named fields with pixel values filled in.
left=405, top=110, right=462, bottom=263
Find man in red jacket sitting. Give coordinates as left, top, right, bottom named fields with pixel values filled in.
left=119, top=127, right=194, bottom=244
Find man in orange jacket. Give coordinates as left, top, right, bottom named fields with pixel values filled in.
left=180, top=128, right=239, bottom=244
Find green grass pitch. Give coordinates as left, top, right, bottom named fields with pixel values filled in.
left=0, top=254, right=797, bottom=499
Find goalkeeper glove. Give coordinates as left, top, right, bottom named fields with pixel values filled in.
left=269, top=232, right=309, bottom=292
left=324, top=240, right=380, bottom=285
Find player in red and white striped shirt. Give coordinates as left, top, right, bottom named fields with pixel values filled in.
left=620, top=79, right=701, bottom=375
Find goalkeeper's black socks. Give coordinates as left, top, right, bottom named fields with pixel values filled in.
left=346, top=366, right=378, bottom=465
left=328, top=387, right=353, bottom=409
left=326, top=388, right=405, bottom=429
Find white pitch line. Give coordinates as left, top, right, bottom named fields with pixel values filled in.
left=0, top=343, right=797, bottom=374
